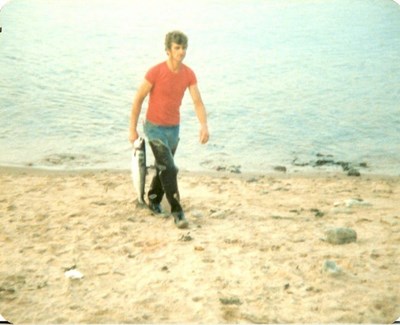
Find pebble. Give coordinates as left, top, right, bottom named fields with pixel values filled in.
left=273, top=166, right=287, bottom=173
left=191, top=210, right=204, bottom=218
left=219, top=297, right=242, bottom=305
left=347, top=168, right=361, bottom=177
left=210, top=210, right=228, bottom=219
left=344, top=198, right=372, bottom=208
left=325, top=227, right=357, bottom=245
left=64, top=269, right=84, bottom=280
left=323, top=260, right=342, bottom=276
left=229, top=165, right=241, bottom=174
left=178, top=232, right=193, bottom=242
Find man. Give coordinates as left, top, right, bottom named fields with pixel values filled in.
left=129, top=31, right=209, bottom=229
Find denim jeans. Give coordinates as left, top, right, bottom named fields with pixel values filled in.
left=144, top=120, right=182, bottom=213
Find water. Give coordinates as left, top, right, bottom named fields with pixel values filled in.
left=1, top=0, right=399, bottom=175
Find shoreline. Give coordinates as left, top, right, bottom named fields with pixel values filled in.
left=1, top=164, right=399, bottom=323
left=0, top=164, right=398, bottom=181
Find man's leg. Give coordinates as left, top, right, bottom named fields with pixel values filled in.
left=148, top=140, right=188, bottom=228
left=147, top=169, right=164, bottom=213
left=147, top=143, right=178, bottom=213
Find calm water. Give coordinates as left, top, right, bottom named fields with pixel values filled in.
left=1, top=0, right=399, bottom=174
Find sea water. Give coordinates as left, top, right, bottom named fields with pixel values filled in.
left=0, top=0, right=399, bottom=174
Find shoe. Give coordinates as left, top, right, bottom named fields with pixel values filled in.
left=173, top=211, right=189, bottom=229
left=148, top=202, right=162, bottom=214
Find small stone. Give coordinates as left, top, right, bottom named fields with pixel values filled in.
left=347, top=168, right=361, bottom=177
left=64, top=269, right=84, bottom=280
left=178, top=233, right=193, bottom=242
left=192, top=296, right=203, bottom=302
left=210, top=210, right=227, bottom=219
left=323, top=260, right=342, bottom=276
left=246, top=177, right=259, bottom=183
left=325, top=227, right=357, bottom=245
left=311, top=208, right=324, bottom=218
left=229, top=165, right=241, bottom=174
left=274, top=166, right=287, bottom=173
left=370, top=250, right=380, bottom=259
left=219, top=297, right=242, bottom=305
left=191, top=210, right=203, bottom=218
left=345, top=198, right=372, bottom=208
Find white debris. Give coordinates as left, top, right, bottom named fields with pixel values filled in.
left=191, top=210, right=204, bottom=218
left=345, top=198, right=372, bottom=207
left=64, top=269, right=84, bottom=280
left=333, top=198, right=372, bottom=208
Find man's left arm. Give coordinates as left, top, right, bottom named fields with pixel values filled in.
left=189, top=84, right=210, bottom=144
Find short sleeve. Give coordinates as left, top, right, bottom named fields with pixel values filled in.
left=187, top=67, right=197, bottom=86
left=145, top=65, right=159, bottom=85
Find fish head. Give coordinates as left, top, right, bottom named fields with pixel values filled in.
left=133, top=137, right=145, bottom=150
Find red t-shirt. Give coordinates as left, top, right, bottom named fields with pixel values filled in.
left=145, top=61, right=197, bottom=126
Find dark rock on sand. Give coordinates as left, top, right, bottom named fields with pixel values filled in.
left=292, top=154, right=367, bottom=176
left=347, top=168, right=361, bottom=177
left=325, top=227, right=357, bottom=245
left=311, top=208, right=324, bottom=218
left=274, top=166, right=287, bottom=173
left=219, top=297, right=242, bottom=305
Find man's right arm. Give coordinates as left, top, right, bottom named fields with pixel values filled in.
left=129, top=79, right=152, bottom=143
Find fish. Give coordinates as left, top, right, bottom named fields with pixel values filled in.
left=131, top=137, right=146, bottom=205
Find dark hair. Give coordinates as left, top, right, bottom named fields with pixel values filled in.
left=165, top=31, right=188, bottom=50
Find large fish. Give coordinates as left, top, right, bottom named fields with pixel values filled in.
left=131, top=137, right=146, bottom=205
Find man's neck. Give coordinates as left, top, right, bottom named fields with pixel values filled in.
left=167, top=59, right=182, bottom=73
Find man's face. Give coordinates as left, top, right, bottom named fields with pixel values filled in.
left=167, top=42, right=187, bottom=62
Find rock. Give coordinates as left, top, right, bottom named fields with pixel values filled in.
left=273, top=166, right=287, bottom=173
left=219, top=297, right=242, bottom=305
left=178, top=232, right=193, bottom=242
left=64, top=269, right=84, bottom=280
left=246, top=177, right=259, bottom=183
left=323, top=260, right=342, bottom=276
left=314, top=159, right=335, bottom=167
left=325, top=227, right=357, bottom=245
left=347, top=168, right=361, bottom=177
left=311, top=208, right=324, bottom=218
left=229, top=165, right=241, bottom=174
left=338, top=161, right=351, bottom=171
left=210, top=210, right=228, bottom=219
left=191, top=210, right=204, bottom=218
left=344, top=198, right=372, bottom=208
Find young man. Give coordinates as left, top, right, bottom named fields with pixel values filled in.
left=129, top=31, right=209, bottom=229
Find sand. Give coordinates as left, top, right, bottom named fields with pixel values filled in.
left=0, top=167, right=399, bottom=324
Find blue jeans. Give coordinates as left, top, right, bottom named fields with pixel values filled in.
left=144, top=120, right=180, bottom=152
left=144, top=120, right=181, bottom=213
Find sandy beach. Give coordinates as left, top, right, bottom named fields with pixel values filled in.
left=0, top=167, right=399, bottom=324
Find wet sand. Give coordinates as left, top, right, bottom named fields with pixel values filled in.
left=0, top=167, right=399, bottom=323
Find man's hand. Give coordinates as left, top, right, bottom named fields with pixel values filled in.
left=129, top=129, right=139, bottom=144
left=199, top=124, right=209, bottom=144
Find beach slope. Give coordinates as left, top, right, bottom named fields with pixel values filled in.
left=0, top=168, right=399, bottom=323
